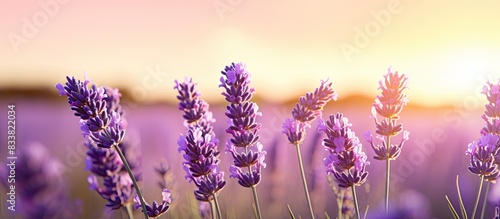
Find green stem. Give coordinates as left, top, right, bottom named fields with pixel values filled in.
left=480, top=181, right=490, bottom=219
left=125, top=203, right=134, bottom=219
left=114, top=145, right=149, bottom=219
left=352, top=186, right=360, bottom=219
left=251, top=186, right=262, bottom=219
left=472, top=175, right=485, bottom=219
left=210, top=200, right=216, bottom=219
left=384, top=135, right=391, bottom=216
left=213, top=194, right=222, bottom=219
left=295, top=143, right=315, bottom=219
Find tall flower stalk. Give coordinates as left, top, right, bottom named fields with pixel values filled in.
left=478, top=80, right=500, bottom=218
left=56, top=75, right=149, bottom=218
left=318, top=113, right=369, bottom=219
left=175, top=78, right=226, bottom=218
left=282, top=79, right=337, bottom=219
left=364, top=67, right=409, bottom=215
left=219, top=62, right=266, bottom=219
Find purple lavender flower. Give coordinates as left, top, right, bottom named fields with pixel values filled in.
left=365, top=67, right=410, bottom=161
left=134, top=188, right=172, bottom=218
left=282, top=79, right=337, bottom=219
left=319, top=113, right=368, bottom=219
left=177, top=128, right=226, bottom=201
left=175, top=77, right=215, bottom=134
left=175, top=78, right=226, bottom=203
left=319, top=113, right=369, bottom=188
left=0, top=143, right=81, bottom=219
left=465, top=133, right=500, bottom=219
left=57, top=75, right=151, bottom=218
left=219, top=62, right=265, bottom=218
left=365, top=131, right=409, bottom=161
left=57, top=76, right=126, bottom=149
left=219, top=62, right=266, bottom=188
left=479, top=80, right=500, bottom=183
left=282, top=79, right=337, bottom=144
left=85, top=139, right=138, bottom=209
left=364, top=67, right=409, bottom=215
left=372, top=68, right=409, bottom=119
left=466, top=134, right=500, bottom=178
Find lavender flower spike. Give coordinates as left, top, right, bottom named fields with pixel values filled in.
left=364, top=67, right=409, bottom=215
left=282, top=79, right=336, bottom=219
left=220, top=62, right=265, bottom=219
left=475, top=80, right=500, bottom=218
left=57, top=75, right=149, bottom=218
left=56, top=76, right=126, bottom=149
left=282, top=79, right=337, bottom=144
left=175, top=78, right=226, bottom=218
left=480, top=80, right=500, bottom=183
left=318, top=113, right=369, bottom=188
left=85, top=139, right=138, bottom=210
left=318, top=113, right=369, bottom=219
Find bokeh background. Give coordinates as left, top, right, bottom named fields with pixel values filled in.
left=2, top=0, right=500, bottom=218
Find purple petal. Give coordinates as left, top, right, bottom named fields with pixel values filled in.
left=55, top=83, right=66, bottom=96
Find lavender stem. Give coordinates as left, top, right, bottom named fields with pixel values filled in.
left=480, top=182, right=490, bottom=219
left=352, top=186, right=360, bottom=219
left=295, top=143, right=315, bottom=219
left=213, top=195, right=222, bottom=219
left=125, top=203, right=134, bottom=219
left=114, top=144, right=149, bottom=219
left=210, top=200, right=216, bottom=219
left=472, top=175, right=484, bottom=219
left=251, top=186, right=262, bottom=219
left=385, top=135, right=391, bottom=216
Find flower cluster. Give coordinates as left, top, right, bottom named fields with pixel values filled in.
left=219, top=62, right=266, bottom=188
left=1, top=143, right=81, bottom=219
left=134, top=188, right=172, bottom=218
left=85, top=139, right=140, bottom=209
left=175, top=78, right=226, bottom=201
left=56, top=76, right=126, bottom=148
left=175, top=77, right=214, bottom=135
left=466, top=134, right=500, bottom=179
left=467, top=80, right=500, bottom=182
left=282, top=79, right=337, bottom=144
left=365, top=67, right=410, bottom=160
left=57, top=76, right=147, bottom=211
left=318, top=113, right=369, bottom=188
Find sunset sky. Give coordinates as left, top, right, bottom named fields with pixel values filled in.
left=2, top=0, right=500, bottom=106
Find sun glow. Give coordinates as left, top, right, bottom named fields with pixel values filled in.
left=406, top=45, right=500, bottom=107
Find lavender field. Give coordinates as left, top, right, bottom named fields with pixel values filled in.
left=3, top=1, right=500, bottom=218
left=0, top=89, right=496, bottom=218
